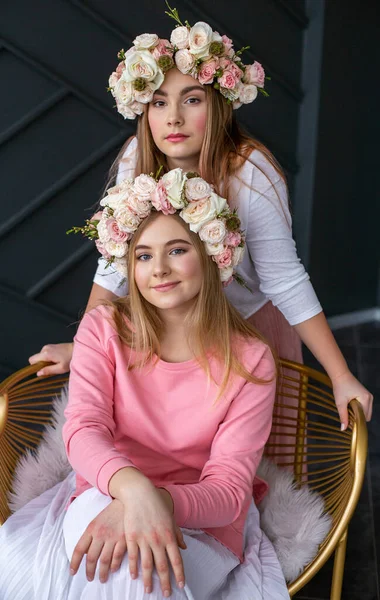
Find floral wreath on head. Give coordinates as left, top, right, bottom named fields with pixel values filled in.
left=68, top=168, right=247, bottom=288
left=108, top=1, right=268, bottom=120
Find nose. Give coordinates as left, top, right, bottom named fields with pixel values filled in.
left=152, top=254, right=171, bottom=279
left=167, top=103, right=184, bottom=127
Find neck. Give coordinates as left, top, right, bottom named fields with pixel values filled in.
left=166, top=155, right=200, bottom=173
left=157, top=304, right=195, bottom=362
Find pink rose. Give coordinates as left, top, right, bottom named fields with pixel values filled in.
left=228, top=62, right=243, bottom=80
left=213, top=247, right=233, bottom=268
left=221, top=35, right=233, bottom=51
left=198, top=59, right=218, bottom=85
left=106, top=218, right=131, bottom=243
left=218, top=70, right=237, bottom=90
left=116, top=62, right=126, bottom=77
left=152, top=38, right=173, bottom=60
left=225, top=231, right=241, bottom=247
left=95, top=239, right=112, bottom=261
left=151, top=180, right=176, bottom=215
left=219, top=57, right=232, bottom=70
left=244, top=61, right=265, bottom=88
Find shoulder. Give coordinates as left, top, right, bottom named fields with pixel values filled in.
left=76, top=305, right=120, bottom=347
left=237, top=149, right=284, bottom=194
left=235, top=335, right=276, bottom=380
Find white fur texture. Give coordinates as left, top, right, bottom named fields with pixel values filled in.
left=8, top=386, right=331, bottom=582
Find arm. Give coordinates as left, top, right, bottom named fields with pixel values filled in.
left=162, top=347, right=276, bottom=529
left=294, top=313, right=373, bottom=427
left=244, top=162, right=372, bottom=427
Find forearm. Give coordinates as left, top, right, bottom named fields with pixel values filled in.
left=85, top=283, right=118, bottom=313
left=294, top=312, right=349, bottom=381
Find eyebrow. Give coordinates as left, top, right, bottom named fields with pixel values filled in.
left=135, top=239, right=192, bottom=251
left=153, top=85, right=205, bottom=98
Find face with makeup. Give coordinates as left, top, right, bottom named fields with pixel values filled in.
left=147, top=68, right=207, bottom=172
left=134, top=214, right=203, bottom=317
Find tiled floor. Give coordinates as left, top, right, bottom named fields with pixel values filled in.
left=295, top=321, right=380, bottom=600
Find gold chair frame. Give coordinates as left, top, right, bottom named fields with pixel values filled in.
left=0, top=359, right=367, bottom=599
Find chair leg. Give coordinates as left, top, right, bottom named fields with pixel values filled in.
left=330, top=528, right=348, bottom=600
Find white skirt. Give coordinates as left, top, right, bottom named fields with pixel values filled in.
left=0, top=473, right=289, bottom=600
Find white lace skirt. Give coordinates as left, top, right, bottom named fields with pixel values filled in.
left=0, top=473, right=289, bottom=600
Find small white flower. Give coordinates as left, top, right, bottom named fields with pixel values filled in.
left=97, top=217, right=111, bottom=244
left=127, top=194, right=152, bottom=218
left=133, top=33, right=159, bottom=50
left=185, top=177, right=212, bottom=202
left=189, top=22, right=213, bottom=58
left=116, top=102, right=138, bottom=120
left=175, top=49, right=196, bottom=74
left=133, top=83, right=155, bottom=104
left=170, top=26, right=190, bottom=49
left=114, top=78, right=134, bottom=105
left=123, top=50, right=160, bottom=83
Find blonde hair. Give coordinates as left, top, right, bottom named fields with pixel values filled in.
left=107, top=212, right=275, bottom=398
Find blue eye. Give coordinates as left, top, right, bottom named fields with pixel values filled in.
left=185, top=97, right=201, bottom=104
left=170, top=248, right=186, bottom=256
left=136, top=253, right=151, bottom=261
left=152, top=100, right=165, bottom=107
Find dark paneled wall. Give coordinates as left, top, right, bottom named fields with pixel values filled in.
left=309, top=0, right=380, bottom=316
left=0, top=0, right=308, bottom=377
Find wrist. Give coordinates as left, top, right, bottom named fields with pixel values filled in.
left=158, top=488, right=174, bottom=514
left=109, top=466, right=151, bottom=501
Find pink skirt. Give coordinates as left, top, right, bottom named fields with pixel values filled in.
left=248, top=302, right=303, bottom=467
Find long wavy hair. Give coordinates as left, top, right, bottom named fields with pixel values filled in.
left=108, top=212, right=275, bottom=398
left=107, top=80, right=288, bottom=221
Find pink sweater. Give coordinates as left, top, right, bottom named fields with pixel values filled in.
left=63, top=306, right=276, bottom=561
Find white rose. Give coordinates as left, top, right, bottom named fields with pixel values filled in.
left=212, top=31, right=223, bottom=44
left=185, top=177, right=212, bottom=201
left=113, top=256, right=129, bottom=278
left=108, top=72, right=119, bottom=95
left=104, top=240, right=128, bottom=259
left=133, top=83, right=155, bottom=104
left=238, top=83, right=258, bottom=104
left=162, top=169, right=186, bottom=209
left=133, top=33, right=159, bottom=50
left=170, top=26, right=190, bottom=49
left=180, top=192, right=228, bottom=233
left=97, top=217, right=111, bottom=243
left=199, top=219, right=227, bottom=244
left=175, top=49, right=196, bottom=74
left=113, top=206, right=141, bottom=233
left=220, top=266, right=234, bottom=282
left=133, top=174, right=157, bottom=198
left=189, top=22, right=213, bottom=58
left=231, top=245, right=245, bottom=266
left=116, top=102, right=137, bottom=120
left=126, top=193, right=151, bottom=218
left=123, top=50, right=160, bottom=82
left=204, top=241, right=225, bottom=256
left=220, top=86, right=240, bottom=101
left=114, top=78, right=133, bottom=104
left=129, top=101, right=144, bottom=116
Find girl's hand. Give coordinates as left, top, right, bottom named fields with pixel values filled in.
left=121, top=479, right=186, bottom=597
left=28, top=342, right=73, bottom=376
left=332, top=370, right=373, bottom=430
left=70, top=498, right=126, bottom=583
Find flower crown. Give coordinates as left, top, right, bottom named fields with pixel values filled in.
left=68, top=168, right=246, bottom=287
left=108, top=2, right=267, bottom=120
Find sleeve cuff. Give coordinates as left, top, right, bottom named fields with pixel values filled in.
left=287, top=304, right=323, bottom=326
left=161, top=484, right=190, bottom=526
left=97, top=457, right=136, bottom=495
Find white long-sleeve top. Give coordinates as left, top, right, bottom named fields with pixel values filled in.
left=93, top=138, right=322, bottom=326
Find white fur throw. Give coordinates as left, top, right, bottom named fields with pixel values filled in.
left=8, top=387, right=331, bottom=582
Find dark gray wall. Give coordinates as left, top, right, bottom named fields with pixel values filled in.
left=0, top=0, right=309, bottom=378
left=308, top=0, right=379, bottom=316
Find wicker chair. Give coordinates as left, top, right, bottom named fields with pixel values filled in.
left=0, top=359, right=367, bottom=599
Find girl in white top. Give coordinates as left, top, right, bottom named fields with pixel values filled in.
left=30, top=25, right=373, bottom=434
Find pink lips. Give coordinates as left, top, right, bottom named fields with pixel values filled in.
left=166, top=134, right=189, bottom=143
left=152, top=282, right=180, bottom=292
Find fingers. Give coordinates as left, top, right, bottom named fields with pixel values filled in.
left=166, top=541, right=185, bottom=592
left=337, top=404, right=349, bottom=431
left=127, top=539, right=139, bottom=583
left=36, top=363, right=67, bottom=377
left=70, top=532, right=92, bottom=576
left=139, top=542, right=154, bottom=594
left=85, top=539, right=105, bottom=582
left=175, top=526, right=187, bottom=550
left=110, top=539, right=127, bottom=574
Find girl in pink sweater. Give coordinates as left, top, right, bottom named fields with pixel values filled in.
left=0, top=170, right=289, bottom=599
